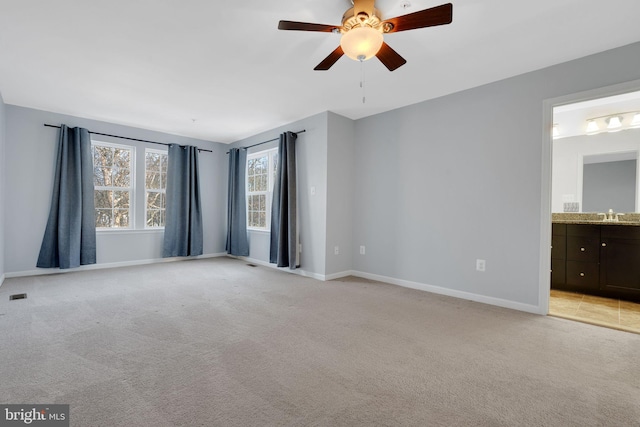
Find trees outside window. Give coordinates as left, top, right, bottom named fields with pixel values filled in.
left=247, top=148, right=277, bottom=230
left=93, top=142, right=134, bottom=229
left=145, top=149, right=168, bottom=228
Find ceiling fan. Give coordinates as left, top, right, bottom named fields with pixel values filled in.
left=278, top=0, right=453, bottom=71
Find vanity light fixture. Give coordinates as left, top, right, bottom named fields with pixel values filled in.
left=606, top=115, right=623, bottom=132
left=585, top=119, right=599, bottom=135
left=631, top=112, right=640, bottom=128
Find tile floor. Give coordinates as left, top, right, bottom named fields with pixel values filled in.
left=549, top=289, right=640, bottom=334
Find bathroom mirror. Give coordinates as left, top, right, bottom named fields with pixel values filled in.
left=552, top=89, right=640, bottom=213
left=581, top=153, right=637, bottom=213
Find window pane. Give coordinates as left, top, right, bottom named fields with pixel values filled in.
left=251, top=212, right=259, bottom=228
left=147, top=210, right=161, bottom=227
left=160, top=156, right=167, bottom=174
left=258, top=194, right=265, bottom=211
left=95, top=190, right=112, bottom=209
left=247, top=158, right=256, bottom=175
left=112, top=168, right=130, bottom=187
left=147, top=191, right=163, bottom=209
left=256, top=156, right=267, bottom=174
left=114, top=149, right=130, bottom=169
left=93, top=167, right=107, bottom=186
left=96, top=209, right=112, bottom=228
left=146, top=172, right=161, bottom=189
left=160, top=173, right=167, bottom=188
left=94, top=146, right=113, bottom=167
left=259, top=211, right=266, bottom=228
left=113, top=191, right=130, bottom=209
left=113, top=209, right=129, bottom=227
left=146, top=152, right=160, bottom=171
left=255, top=174, right=267, bottom=191
left=248, top=176, right=255, bottom=192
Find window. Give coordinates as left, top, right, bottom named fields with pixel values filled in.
left=247, top=148, right=278, bottom=230
left=145, top=149, right=168, bottom=228
left=92, top=142, right=134, bottom=229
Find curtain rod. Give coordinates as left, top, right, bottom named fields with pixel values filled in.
left=43, top=124, right=213, bottom=153
left=225, top=130, right=306, bottom=154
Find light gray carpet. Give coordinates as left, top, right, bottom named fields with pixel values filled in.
left=0, top=257, right=638, bottom=426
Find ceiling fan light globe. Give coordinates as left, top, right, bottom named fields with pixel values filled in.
left=340, top=26, right=383, bottom=61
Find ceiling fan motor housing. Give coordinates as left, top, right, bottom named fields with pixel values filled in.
left=341, top=7, right=385, bottom=33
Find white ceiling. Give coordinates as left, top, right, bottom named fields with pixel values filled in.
left=1, top=0, right=640, bottom=143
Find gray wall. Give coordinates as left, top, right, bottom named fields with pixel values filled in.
left=0, top=92, right=5, bottom=282
left=325, top=112, right=355, bottom=277
left=352, top=41, right=640, bottom=308
left=4, top=106, right=227, bottom=274
left=583, top=159, right=636, bottom=213
left=230, top=112, right=329, bottom=278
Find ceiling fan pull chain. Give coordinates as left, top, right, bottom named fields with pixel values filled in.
left=360, top=57, right=366, bottom=104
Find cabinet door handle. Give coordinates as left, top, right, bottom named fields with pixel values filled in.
left=601, top=242, right=607, bottom=247
left=580, top=272, right=585, bottom=277
left=580, top=247, right=585, bottom=252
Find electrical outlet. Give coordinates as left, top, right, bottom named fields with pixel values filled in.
left=360, top=245, right=366, bottom=255
left=476, top=259, right=486, bottom=272
left=334, top=246, right=339, bottom=255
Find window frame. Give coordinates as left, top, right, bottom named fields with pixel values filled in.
left=92, top=140, right=136, bottom=231
left=144, top=148, right=168, bottom=229
left=246, top=147, right=278, bottom=232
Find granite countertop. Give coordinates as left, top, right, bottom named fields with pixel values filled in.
left=552, top=213, right=640, bottom=226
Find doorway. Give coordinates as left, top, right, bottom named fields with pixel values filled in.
left=544, top=83, right=640, bottom=333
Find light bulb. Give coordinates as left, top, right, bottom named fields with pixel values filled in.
left=631, top=113, right=640, bottom=128
left=586, top=120, right=599, bottom=135
left=606, top=116, right=623, bottom=132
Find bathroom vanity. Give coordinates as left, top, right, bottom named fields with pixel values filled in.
left=552, top=214, right=640, bottom=302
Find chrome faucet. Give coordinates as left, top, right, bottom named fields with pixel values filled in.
left=598, top=209, right=623, bottom=222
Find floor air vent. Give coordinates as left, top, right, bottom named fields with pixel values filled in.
left=10, top=293, right=27, bottom=301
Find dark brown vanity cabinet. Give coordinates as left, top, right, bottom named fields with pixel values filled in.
left=551, top=222, right=640, bottom=301
left=565, top=224, right=600, bottom=290
left=600, top=226, right=640, bottom=293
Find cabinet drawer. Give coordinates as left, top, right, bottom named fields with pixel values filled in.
left=552, top=223, right=567, bottom=236
left=566, top=236, right=600, bottom=262
left=566, top=261, right=599, bottom=289
left=567, top=224, right=600, bottom=238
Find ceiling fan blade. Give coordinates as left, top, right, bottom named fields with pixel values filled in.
left=278, top=20, right=338, bottom=32
left=314, top=46, right=344, bottom=71
left=376, top=42, right=406, bottom=71
left=383, top=3, right=453, bottom=33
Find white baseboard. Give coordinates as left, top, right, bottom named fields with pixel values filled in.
left=3, top=253, right=227, bottom=279
left=324, top=270, right=356, bottom=281
left=228, top=255, right=327, bottom=281
left=224, top=261, right=540, bottom=314
left=349, top=270, right=542, bottom=314
left=0, top=273, right=5, bottom=288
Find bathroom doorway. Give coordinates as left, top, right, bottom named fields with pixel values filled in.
left=547, top=87, right=640, bottom=333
